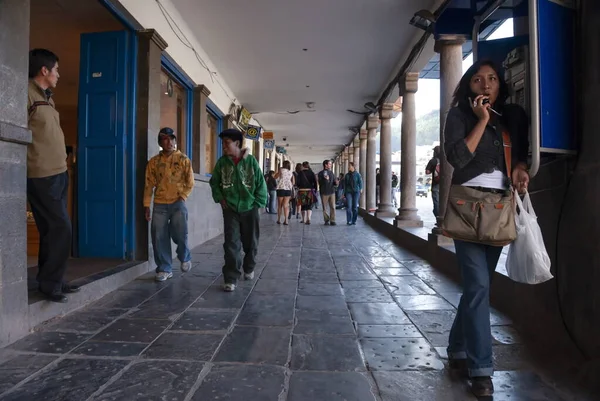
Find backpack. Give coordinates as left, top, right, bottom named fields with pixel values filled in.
left=432, top=159, right=440, bottom=184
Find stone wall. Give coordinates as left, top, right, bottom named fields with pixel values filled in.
left=0, top=0, right=31, bottom=347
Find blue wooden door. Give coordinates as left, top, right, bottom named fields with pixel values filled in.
left=77, top=31, right=130, bottom=258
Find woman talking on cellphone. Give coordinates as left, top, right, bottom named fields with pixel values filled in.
left=443, top=59, right=530, bottom=397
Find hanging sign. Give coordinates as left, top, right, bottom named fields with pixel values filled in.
left=238, top=107, right=252, bottom=131
left=245, top=125, right=261, bottom=141
left=264, top=139, right=275, bottom=149
left=262, top=131, right=274, bottom=140
left=276, top=146, right=287, bottom=155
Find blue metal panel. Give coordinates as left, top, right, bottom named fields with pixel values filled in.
left=78, top=31, right=129, bottom=258
left=537, top=0, right=576, bottom=151
left=477, top=35, right=529, bottom=68
left=207, top=98, right=224, bottom=159
left=125, top=32, right=137, bottom=259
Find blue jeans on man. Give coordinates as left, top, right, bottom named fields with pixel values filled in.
left=447, top=239, right=503, bottom=377
left=431, top=184, right=440, bottom=218
left=151, top=200, right=191, bottom=272
left=345, top=191, right=360, bottom=224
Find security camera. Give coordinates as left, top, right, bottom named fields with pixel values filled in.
left=282, top=137, right=287, bottom=141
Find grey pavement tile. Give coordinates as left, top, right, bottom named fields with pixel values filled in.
left=298, top=272, right=340, bottom=284
left=295, top=295, right=349, bottom=315
left=91, top=319, right=170, bottom=343
left=237, top=294, right=295, bottom=326
left=0, top=354, right=57, bottom=394
left=361, top=338, right=444, bottom=371
left=401, top=259, right=434, bottom=272
left=357, top=324, right=423, bottom=338
left=252, top=278, right=298, bottom=294
left=412, top=270, right=462, bottom=293
left=8, top=332, right=90, bottom=354
left=394, top=295, right=455, bottom=311
left=365, top=257, right=405, bottom=268
left=439, top=292, right=462, bottom=308
left=94, top=360, right=204, bottom=401
left=214, top=326, right=290, bottom=365
left=298, top=283, right=343, bottom=296
left=405, top=310, right=456, bottom=348
left=191, top=285, right=252, bottom=309
left=192, top=364, right=286, bottom=401
left=493, top=344, right=533, bottom=371
left=170, top=309, right=237, bottom=332
left=491, top=370, right=568, bottom=401
left=381, top=276, right=436, bottom=296
left=373, top=370, right=475, bottom=401
left=0, top=358, right=128, bottom=401
left=373, top=267, right=413, bottom=276
left=343, top=287, right=395, bottom=303
left=288, top=372, right=377, bottom=401
left=349, top=303, right=411, bottom=325
left=260, top=266, right=299, bottom=279
left=129, top=293, right=197, bottom=319
left=294, top=310, right=356, bottom=336
left=291, top=335, right=365, bottom=371
left=142, top=332, right=223, bottom=361
left=40, top=309, right=126, bottom=333
left=71, top=341, right=148, bottom=357
left=89, top=289, right=159, bottom=309
left=341, top=280, right=385, bottom=289
left=492, top=325, right=522, bottom=345
left=166, top=277, right=216, bottom=295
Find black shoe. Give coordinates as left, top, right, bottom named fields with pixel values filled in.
left=330, top=222, right=337, bottom=226
left=41, top=291, right=68, bottom=303
left=324, top=221, right=330, bottom=225
left=448, top=358, right=469, bottom=378
left=470, top=376, right=494, bottom=397
left=62, top=284, right=80, bottom=294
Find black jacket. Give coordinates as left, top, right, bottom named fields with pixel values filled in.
left=444, top=104, right=529, bottom=185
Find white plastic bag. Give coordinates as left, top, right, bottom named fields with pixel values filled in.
left=505, top=190, right=553, bottom=284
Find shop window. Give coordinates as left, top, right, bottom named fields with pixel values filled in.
left=160, top=70, right=190, bottom=153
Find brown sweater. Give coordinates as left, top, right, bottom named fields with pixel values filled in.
left=27, top=80, right=67, bottom=178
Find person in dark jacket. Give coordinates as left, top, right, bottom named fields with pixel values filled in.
left=343, top=162, right=363, bottom=225
left=443, top=60, right=529, bottom=397
left=296, top=161, right=317, bottom=224
left=317, top=159, right=338, bottom=225
left=265, top=171, right=277, bottom=214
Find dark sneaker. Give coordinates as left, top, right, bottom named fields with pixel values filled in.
left=470, top=376, right=494, bottom=397
left=330, top=222, right=337, bottom=226
left=448, top=358, right=468, bottom=378
left=324, top=221, right=330, bottom=225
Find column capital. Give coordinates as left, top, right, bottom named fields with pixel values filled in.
left=367, top=116, right=380, bottom=130
left=223, top=114, right=236, bottom=129
left=359, top=129, right=368, bottom=140
left=194, top=84, right=211, bottom=98
left=379, top=103, right=395, bottom=120
left=137, top=29, right=168, bottom=51
left=400, top=72, right=419, bottom=95
left=434, top=35, right=466, bottom=53
left=353, top=137, right=360, bottom=147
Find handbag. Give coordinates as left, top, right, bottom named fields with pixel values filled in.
left=441, top=131, right=516, bottom=247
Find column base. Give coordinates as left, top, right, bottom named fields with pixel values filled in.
left=375, top=203, right=397, bottom=218
left=428, top=232, right=454, bottom=246
left=394, top=207, right=422, bottom=227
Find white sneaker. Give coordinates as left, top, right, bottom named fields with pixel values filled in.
left=155, top=272, right=173, bottom=282
left=181, top=261, right=192, bottom=272
left=223, top=283, right=236, bottom=292
left=244, top=271, right=255, bottom=280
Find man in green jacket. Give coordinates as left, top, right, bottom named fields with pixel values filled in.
left=210, top=129, right=267, bottom=292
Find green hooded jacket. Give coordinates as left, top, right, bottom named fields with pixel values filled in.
left=209, top=149, right=268, bottom=213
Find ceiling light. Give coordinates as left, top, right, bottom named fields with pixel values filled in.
left=409, top=9, right=436, bottom=31
left=302, top=48, right=308, bottom=51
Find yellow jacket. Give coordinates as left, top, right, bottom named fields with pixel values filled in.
left=143, top=150, right=194, bottom=207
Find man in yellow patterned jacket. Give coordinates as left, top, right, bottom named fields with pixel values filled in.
left=144, top=127, right=195, bottom=281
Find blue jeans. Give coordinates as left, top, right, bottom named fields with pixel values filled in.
left=267, top=190, right=277, bottom=214
left=345, top=191, right=359, bottom=224
left=151, top=200, right=191, bottom=273
left=431, top=185, right=439, bottom=218
left=447, top=240, right=503, bottom=377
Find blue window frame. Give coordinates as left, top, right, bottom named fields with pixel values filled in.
left=207, top=98, right=224, bottom=161
left=161, top=54, right=194, bottom=158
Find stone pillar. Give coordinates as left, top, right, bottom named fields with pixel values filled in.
left=366, top=116, right=379, bottom=211
left=0, top=0, right=32, bottom=347
left=353, top=139, right=360, bottom=173
left=395, top=73, right=423, bottom=227
left=193, top=85, right=211, bottom=175
left=432, top=35, right=465, bottom=236
left=348, top=145, right=354, bottom=164
left=343, top=146, right=349, bottom=174
left=137, top=29, right=168, bottom=260
left=376, top=103, right=396, bottom=217
left=359, top=130, right=367, bottom=208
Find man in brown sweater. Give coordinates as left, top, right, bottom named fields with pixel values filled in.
left=27, top=49, right=78, bottom=303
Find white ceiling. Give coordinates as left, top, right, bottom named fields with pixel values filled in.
left=171, top=0, right=440, bottom=162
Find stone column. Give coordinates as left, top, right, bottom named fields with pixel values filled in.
left=348, top=145, right=354, bottom=164
left=353, top=139, right=360, bottom=173
left=432, top=35, right=466, bottom=236
left=193, top=85, right=211, bottom=175
left=366, top=116, right=379, bottom=211
left=343, top=146, right=349, bottom=174
left=137, top=29, right=168, bottom=260
left=376, top=103, right=397, bottom=217
left=395, top=73, right=423, bottom=227
left=359, top=130, right=367, bottom=209
left=0, top=0, right=32, bottom=347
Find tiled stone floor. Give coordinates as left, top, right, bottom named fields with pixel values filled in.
left=0, top=212, right=594, bottom=400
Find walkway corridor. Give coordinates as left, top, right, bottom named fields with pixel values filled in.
left=0, top=213, right=588, bottom=400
